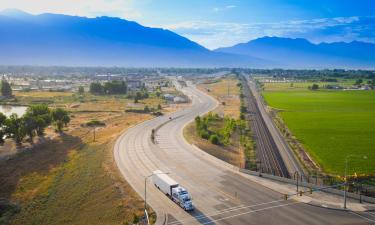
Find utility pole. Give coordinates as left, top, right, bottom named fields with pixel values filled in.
left=294, top=171, right=300, bottom=193
left=93, top=127, right=96, bottom=142
left=227, top=79, right=230, bottom=97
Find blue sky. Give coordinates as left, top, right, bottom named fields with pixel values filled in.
left=1, top=0, right=374, bottom=49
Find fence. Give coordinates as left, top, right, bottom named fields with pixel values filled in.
left=240, top=168, right=375, bottom=204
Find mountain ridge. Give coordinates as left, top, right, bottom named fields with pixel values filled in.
left=215, top=36, right=375, bottom=69
left=0, top=9, right=262, bottom=67
left=0, top=10, right=374, bottom=68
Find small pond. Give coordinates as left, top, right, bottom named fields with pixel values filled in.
left=0, top=105, right=27, bottom=117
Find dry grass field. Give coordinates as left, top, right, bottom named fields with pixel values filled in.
left=0, top=91, right=173, bottom=225
left=198, top=77, right=240, bottom=119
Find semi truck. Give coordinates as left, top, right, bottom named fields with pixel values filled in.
left=152, top=170, right=194, bottom=211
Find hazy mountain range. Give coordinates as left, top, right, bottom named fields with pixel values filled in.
left=0, top=9, right=374, bottom=69
left=215, top=37, right=375, bottom=69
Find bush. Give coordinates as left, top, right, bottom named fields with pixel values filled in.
left=240, top=105, right=247, bottom=113
left=209, top=134, right=219, bottom=145
left=199, top=129, right=209, bottom=139
left=86, top=120, right=105, bottom=127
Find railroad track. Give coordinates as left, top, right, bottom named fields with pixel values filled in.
left=240, top=75, right=290, bottom=177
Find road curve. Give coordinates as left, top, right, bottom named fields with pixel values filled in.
left=114, top=82, right=371, bottom=225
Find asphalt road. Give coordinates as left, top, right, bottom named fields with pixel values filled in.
left=114, top=82, right=374, bottom=225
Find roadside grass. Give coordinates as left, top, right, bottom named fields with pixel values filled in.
left=262, top=87, right=375, bottom=175
left=0, top=91, right=169, bottom=225
left=184, top=122, right=243, bottom=167
left=198, top=77, right=240, bottom=119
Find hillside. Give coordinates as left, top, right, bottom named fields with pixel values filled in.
left=215, top=37, right=375, bottom=69
left=0, top=9, right=261, bottom=67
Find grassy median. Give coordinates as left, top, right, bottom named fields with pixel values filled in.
left=184, top=75, right=255, bottom=169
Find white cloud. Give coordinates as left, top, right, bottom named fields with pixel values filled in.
left=0, top=0, right=141, bottom=20
left=212, top=5, right=236, bottom=12
left=226, top=5, right=237, bottom=9
left=164, top=16, right=374, bottom=49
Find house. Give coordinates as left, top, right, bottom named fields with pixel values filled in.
left=127, top=79, right=144, bottom=90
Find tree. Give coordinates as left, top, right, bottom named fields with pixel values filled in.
left=103, top=81, right=127, bottom=95
left=195, top=116, right=201, bottom=128
left=0, top=112, right=7, bottom=144
left=134, top=92, right=142, bottom=103
left=311, top=84, right=319, bottom=90
left=5, top=114, right=26, bottom=145
left=25, top=104, right=51, bottom=136
left=78, top=86, right=85, bottom=95
left=90, top=82, right=103, bottom=95
left=23, top=114, right=37, bottom=142
left=240, top=105, right=247, bottom=113
left=1, top=79, right=12, bottom=97
left=355, top=79, right=363, bottom=85
left=144, top=105, right=150, bottom=113
left=51, top=108, right=70, bottom=132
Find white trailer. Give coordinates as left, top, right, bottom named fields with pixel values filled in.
left=152, top=170, right=179, bottom=196
left=152, top=170, right=194, bottom=211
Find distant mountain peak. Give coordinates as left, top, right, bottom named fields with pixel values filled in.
left=0, top=8, right=32, bottom=17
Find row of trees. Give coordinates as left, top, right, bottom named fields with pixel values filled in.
left=89, top=81, right=128, bottom=95
left=0, top=105, right=70, bottom=145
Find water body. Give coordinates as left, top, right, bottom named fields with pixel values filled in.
left=0, top=105, right=27, bottom=117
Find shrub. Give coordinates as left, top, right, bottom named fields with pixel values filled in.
left=86, top=120, right=105, bottom=127
left=199, top=130, right=209, bottom=139
left=209, top=134, right=219, bottom=145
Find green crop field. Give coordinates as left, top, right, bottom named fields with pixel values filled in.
left=262, top=83, right=375, bottom=176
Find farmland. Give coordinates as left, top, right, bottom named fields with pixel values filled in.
left=262, top=82, right=375, bottom=175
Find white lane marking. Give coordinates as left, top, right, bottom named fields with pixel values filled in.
left=167, top=199, right=286, bottom=225
left=350, top=211, right=375, bottom=223
left=200, top=202, right=300, bottom=225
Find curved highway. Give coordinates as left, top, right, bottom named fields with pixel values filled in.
left=114, top=82, right=372, bottom=225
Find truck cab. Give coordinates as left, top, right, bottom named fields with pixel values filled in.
left=171, top=186, right=194, bottom=211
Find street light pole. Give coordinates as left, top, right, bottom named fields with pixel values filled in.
left=344, top=157, right=348, bottom=209
left=144, top=171, right=170, bottom=225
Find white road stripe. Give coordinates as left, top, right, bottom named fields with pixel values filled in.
left=167, top=199, right=288, bottom=225
left=350, top=211, right=375, bottom=223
